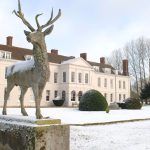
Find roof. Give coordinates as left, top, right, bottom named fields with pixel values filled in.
left=0, top=44, right=73, bottom=64
left=0, top=44, right=32, bottom=60
left=87, top=60, right=120, bottom=74
left=88, top=61, right=114, bottom=69
left=0, top=44, right=122, bottom=75
left=48, top=53, right=74, bottom=64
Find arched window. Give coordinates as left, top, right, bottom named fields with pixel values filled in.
left=78, top=91, right=83, bottom=101
left=71, top=91, right=76, bottom=101
left=62, top=91, right=66, bottom=101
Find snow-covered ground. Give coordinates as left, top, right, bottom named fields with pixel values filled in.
left=0, top=106, right=150, bottom=149
left=0, top=106, right=150, bottom=124
left=70, top=120, right=150, bottom=150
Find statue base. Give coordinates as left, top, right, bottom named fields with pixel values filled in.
left=0, top=115, right=70, bottom=150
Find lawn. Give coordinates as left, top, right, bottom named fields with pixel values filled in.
left=0, top=106, right=150, bottom=150
left=0, top=105, right=150, bottom=124
left=70, top=120, right=150, bottom=150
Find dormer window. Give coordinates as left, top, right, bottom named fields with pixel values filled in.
left=0, top=50, right=11, bottom=59
left=24, top=55, right=33, bottom=60
left=93, top=66, right=99, bottom=72
left=103, top=68, right=111, bottom=74
left=6, top=53, right=11, bottom=59
left=0, top=51, right=5, bottom=58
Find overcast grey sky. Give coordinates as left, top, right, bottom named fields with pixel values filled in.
left=0, top=0, right=150, bottom=62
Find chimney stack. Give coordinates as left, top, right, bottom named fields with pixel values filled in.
left=100, top=57, right=105, bottom=64
left=6, top=36, right=13, bottom=46
left=80, top=53, right=87, bottom=61
left=51, top=49, right=58, bottom=55
left=123, top=59, right=129, bottom=76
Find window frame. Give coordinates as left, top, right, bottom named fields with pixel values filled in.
left=46, top=90, right=50, bottom=101
left=85, top=73, right=88, bottom=84
left=63, top=72, right=66, bottom=83
left=104, top=78, right=107, bottom=88
left=78, top=73, right=82, bottom=83
left=54, top=72, right=58, bottom=83
left=54, top=90, right=58, bottom=98
left=98, top=77, right=101, bottom=87
left=71, top=91, right=76, bottom=101
left=71, top=72, right=75, bottom=82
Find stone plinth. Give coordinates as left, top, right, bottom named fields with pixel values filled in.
left=0, top=115, right=70, bottom=150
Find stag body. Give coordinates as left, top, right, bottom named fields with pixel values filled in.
left=2, top=0, right=61, bottom=119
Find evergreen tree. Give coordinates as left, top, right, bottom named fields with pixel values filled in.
left=140, top=82, right=150, bottom=104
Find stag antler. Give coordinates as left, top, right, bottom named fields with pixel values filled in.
left=35, top=13, right=43, bottom=30
left=35, top=8, right=61, bottom=31
left=13, top=0, right=35, bottom=32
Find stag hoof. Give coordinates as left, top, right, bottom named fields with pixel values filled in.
left=2, top=110, right=7, bottom=115
left=22, top=112, right=28, bottom=116
left=21, top=109, right=28, bottom=116
left=36, top=114, right=43, bottom=119
left=43, top=116, right=50, bottom=119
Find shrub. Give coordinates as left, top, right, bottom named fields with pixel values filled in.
left=79, top=89, right=108, bottom=111
left=106, top=107, right=110, bottom=113
left=53, top=96, right=65, bottom=106
left=117, top=103, right=126, bottom=109
left=125, top=98, right=142, bottom=109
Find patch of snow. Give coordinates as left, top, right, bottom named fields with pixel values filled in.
left=0, top=107, right=150, bottom=149
left=6, top=59, right=35, bottom=77
left=0, top=106, right=150, bottom=124
left=0, top=115, right=36, bottom=123
left=70, top=120, right=150, bottom=150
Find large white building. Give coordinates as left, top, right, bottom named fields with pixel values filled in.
left=0, top=36, right=130, bottom=107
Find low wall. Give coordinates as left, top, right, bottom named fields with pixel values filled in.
left=0, top=116, right=70, bottom=150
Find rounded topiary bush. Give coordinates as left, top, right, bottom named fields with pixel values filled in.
left=125, top=98, right=142, bottom=109
left=79, top=89, right=108, bottom=111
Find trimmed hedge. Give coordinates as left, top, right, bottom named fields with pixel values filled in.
left=125, top=98, right=142, bottom=109
left=79, top=89, right=108, bottom=111
left=117, top=103, right=126, bottom=109
left=118, top=98, right=142, bottom=109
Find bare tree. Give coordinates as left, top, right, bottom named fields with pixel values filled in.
left=136, top=37, right=147, bottom=87
left=108, top=37, right=150, bottom=96
left=124, top=40, right=140, bottom=94
left=145, top=38, right=150, bottom=82
left=124, top=37, right=150, bottom=95
left=107, top=49, right=123, bottom=71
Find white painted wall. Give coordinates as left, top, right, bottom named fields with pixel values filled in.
left=0, top=57, right=130, bottom=107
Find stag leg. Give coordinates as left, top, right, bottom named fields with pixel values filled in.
left=38, top=85, right=45, bottom=105
left=2, top=84, right=14, bottom=115
left=32, top=84, right=43, bottom=119
left=19, top=86, right=28, bottom=116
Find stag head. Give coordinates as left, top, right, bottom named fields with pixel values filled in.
left=13, top=0, right=61, bottom=43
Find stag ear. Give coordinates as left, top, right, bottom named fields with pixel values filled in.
left=43, top=25, right=54, bottom=36
left=24, top=30, right=30, bottom=36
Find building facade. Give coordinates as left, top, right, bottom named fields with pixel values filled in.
left=0, top=36, right=130, bottom=107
